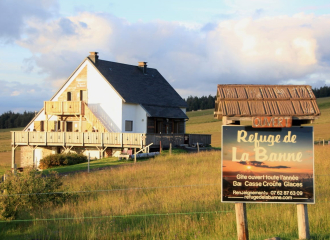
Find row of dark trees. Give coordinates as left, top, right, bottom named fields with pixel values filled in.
left=0, top=111, right=35, bottom=129
left=184, top=86, right=330, bottom=112
left=0, top=86, right=329, bottom=128
left=184, top=95, right=216, bottom=112
left=312, top=86, right=330, bottom=98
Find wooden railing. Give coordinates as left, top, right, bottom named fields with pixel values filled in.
left=144, top=134, right=212, bottom=147
left=103, top=133, right=122, bottom=146
left=44, top=101, right=84, bottom=115
left=83, top=102, right=108, bottom=132
left=187, top=134, right=212, bottom=146
left=11, top=132, right=145, bottom=148
left=12, top=132, right=212, bottom=148
left=145, top=134, right=185, bottom=147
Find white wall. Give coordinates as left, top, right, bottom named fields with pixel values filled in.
left=87, top=62, right=123, bottom=132
left=34, top=148, right=42, bottom=168
left=122, top=103, right=147, bottom=133
left=83, top=149, right=101, bottom=159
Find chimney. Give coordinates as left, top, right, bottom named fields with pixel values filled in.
left=138, top=62, right=147, bottom=74
left=89, top=52, right=99, bottom=64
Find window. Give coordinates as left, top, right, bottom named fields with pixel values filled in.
left=125, top=120, right=133, bottom=131
left=80, top=90, right=87, bottom=101
left=67, top=92, right=72, bottom=101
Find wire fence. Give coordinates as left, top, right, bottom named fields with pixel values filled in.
left=0, top=174, right=329, bottom=224
left=314, top=139, right=330, bottom=145
left=0, top=211, right=235, bottom=223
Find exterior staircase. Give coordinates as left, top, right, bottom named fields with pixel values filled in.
left=83, top=102, right=108, bottom=132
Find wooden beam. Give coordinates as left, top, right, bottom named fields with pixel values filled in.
left=297, top=204, right=310, bottom=239
left=235, top=203, right=249, bottom=240
left=134, top=148, right=136, bottom=164
left=222, top=116, right=240, bottom=125
left=11, top=146, right=15, bottom=171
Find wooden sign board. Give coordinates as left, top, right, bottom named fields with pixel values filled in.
left=221, top=126, right=314, bottom=204
left=252, top=116, right=292, bottom=128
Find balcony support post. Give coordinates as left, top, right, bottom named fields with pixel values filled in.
left=45, top=114, right=48, bottom=132
left=101, top=133, right=104, bottom=148
left=11, top=145, right=18, bottom=172
left=80, top=115, right=82, bottom=132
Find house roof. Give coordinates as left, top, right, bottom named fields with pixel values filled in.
left=214, top=84, right=320, bottom=119
left=94, top=59, right=187, bottom=109
left=141, top=104, right=188, bottom=119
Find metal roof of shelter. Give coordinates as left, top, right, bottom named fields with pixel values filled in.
left=214, top=84, right=320, bottom=120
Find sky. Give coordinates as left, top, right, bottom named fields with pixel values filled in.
left=1, top=0, right=330, bottom=114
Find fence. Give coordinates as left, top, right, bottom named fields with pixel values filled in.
left=314, top=139, right=330, bottom=145
left=11, top=131, right=145, bottom=148
left=1, top=145, right=328, bottom=239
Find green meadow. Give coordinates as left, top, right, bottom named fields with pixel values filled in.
left=0, top=98, right=329, bottom=239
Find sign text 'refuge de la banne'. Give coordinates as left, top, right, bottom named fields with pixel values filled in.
left=221, top=126, right=314, bottom=204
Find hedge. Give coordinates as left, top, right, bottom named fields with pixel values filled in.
left=39, top=153, right=88, bottom=169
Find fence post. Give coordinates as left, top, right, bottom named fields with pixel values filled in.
left=297, top=204, right=310, bottom=239
left=323, top=139, right=324, bottom=146
left=134, top=148, right=136, bottom=164
left=11, top=146, right=15, bottom=173
left=170, top=143, right=172, bottom=155
left=197, top=142, right=200, bottom=153
left=88, top=153, right=90, bottom=173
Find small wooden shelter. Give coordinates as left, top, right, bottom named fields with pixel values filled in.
left=215, top=84, right=320, bottom=240
left=214, top=84, right=320, bottom=125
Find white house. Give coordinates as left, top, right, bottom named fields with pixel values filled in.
left=11, top=52, right=212, bottom=168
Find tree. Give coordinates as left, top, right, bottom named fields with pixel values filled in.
left=185, top=95, right=216, bottom=111
left=0, top=111, right=35, bottom=129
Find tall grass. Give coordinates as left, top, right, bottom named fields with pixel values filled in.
left=0, top=100, right=330, bottom=239
left=0, top=146, right=329, bottom=239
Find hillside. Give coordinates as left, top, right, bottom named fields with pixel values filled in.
left=186, top=96, right=330, bottom=147
left=0, top=98, right=329, bottom=239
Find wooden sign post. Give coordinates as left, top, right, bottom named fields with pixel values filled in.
left=222, top=117, right=249, bottom=240
left=235, top=203, right=249, bottom=240
left=297, top=204, right=310, bottom=239
left=216, top=85, right=319, bottom=240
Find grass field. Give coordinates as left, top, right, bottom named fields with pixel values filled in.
left=0, top=98, right=329, bottom=239
left=0, top=147, right=329, bottom=239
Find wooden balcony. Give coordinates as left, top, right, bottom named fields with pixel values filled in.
left=11, top=132, right=144, bottom=148
left=44, top=101, right=84, bottom=116
left=11, top=132, right=212, bottom=149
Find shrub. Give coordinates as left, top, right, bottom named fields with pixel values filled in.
left=39, top=153, right=87, bottom=169
left=0, top=168, right=70, bottom=220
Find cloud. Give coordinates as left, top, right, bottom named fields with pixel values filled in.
left=3, top=8, right=330, bottom=113
left=237, top=160, right=290, bottom=169
left=0, top=80, right=52, bottom=113
left=15, top=12, right=330, bottom=100
left=10, top=91, right=20, bottom=96
left=0, top=0, right=58, bottom=42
